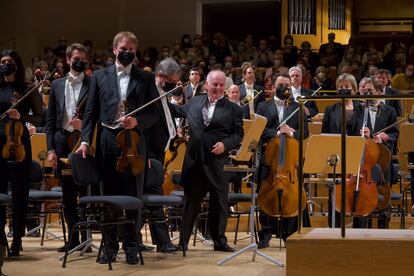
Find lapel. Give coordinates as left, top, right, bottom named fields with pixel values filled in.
left=57, top=76, right=67, bottom=113
left=77, top=76, right=89, bottom=106
left=126, top=65, right=139, bottom=99
left=333, top=103, right=342, bottom=132
left=208, top=97, right=226, bottom=127
left=265, top=100, right=280, bottom=125
left=196, top=95, right=208, bottom=129
left=106, top=65, right=119, bottom=102
left=239, top=84, right=246, bottom=99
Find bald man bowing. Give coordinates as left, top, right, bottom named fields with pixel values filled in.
left=172, top=70, right=243, bottom=252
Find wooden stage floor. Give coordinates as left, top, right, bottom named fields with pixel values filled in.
left=3, top=231, right=286, bottom=276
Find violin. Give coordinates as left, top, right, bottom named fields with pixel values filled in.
left=116, top=101, right=144, bottom=176
left=257, top=99, right=306, bottom=217
left=335, top=107, right=379, bottom=216
left=66, top=94, right=88, bottom=152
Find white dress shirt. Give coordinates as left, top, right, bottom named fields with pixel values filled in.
left=63, top=72, right=84, bottom=132
left=157, top=84, right=177, bottom=151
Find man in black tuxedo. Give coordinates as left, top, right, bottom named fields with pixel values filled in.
left=173, top=70, right=243, bottom=252
left=145, top=58, right=182, bottom=253
left=183, top=66, right=202, bottom=102
left=289, top=66, right=319, bottom=119
left=46, top=43, right=90, bottom=252
left=77, top=31, right=159, bottom=265
left=239, top=63, right=265, bottom=117
left=374, top=69, right=402, bottom=117
left=256, top=73, right=309, bottom=248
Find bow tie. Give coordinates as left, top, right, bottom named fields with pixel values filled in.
left=67, top=74, right=83, bottom=85
left=117, top=66, right=131, bottom=76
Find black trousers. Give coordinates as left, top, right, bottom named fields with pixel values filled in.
left=142, top=165, right=171, bottom=247
left=0, top=133, right=31, bottom=241
left=99, top=128, right=145, bottom=255
left=182, top=163, right=228, bottom=247
left=53, top=130, right=87, bottom=245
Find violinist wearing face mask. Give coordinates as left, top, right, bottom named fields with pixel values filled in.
left=46, top=43, right=91, bottom=253
left=76, top=31, right=159, bottom=265
left=391, top=63, right=414, bottom=91
left=0, top=49, right=43, bottom=256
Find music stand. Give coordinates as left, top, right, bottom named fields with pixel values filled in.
left=218, top=114, right=283, bottom=267
left=399, top=123, right=414, bottom=153
left=303, top=134, right=365, bottom=227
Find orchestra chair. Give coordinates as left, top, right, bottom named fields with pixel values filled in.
left=25, top=160, right=66, bottom=246
left=0, top=193, right=12, bottom=256
left=62, top=153, right=144, bottom=270
left=224, top=114, right=267, bottom=245
left=141, top=159, right=185, bottom=256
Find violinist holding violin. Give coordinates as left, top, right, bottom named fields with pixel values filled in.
left=0, top=49, right=43, bottom=256
left=76, top=31, right=159, bottom=265
left=256, top=73, right=310, bottom=249
left=46, top=43, right=90, bottom=252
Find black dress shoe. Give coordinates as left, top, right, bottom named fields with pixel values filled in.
left=9, top=239, right=22, bottom=257
left=213, top=244, right=235, bottom=252
left=176, top=243, right=188, bottom=252
left=257, top=240, right=270, bottom=249
left=98, top=254, right=117, bottom=264
left=139, top=243, right=155, bottom=252
left=156, top=243, right=179, bottom=253
left=125, top=253, right=138, bottom=265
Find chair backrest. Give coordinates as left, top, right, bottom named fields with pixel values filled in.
left=69, top=153, right=100, bottom=186
left=147, top=159, right=164, bottom=189
left=30, top=160, right=43, bottom=186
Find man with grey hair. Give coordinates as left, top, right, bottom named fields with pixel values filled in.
left=149, top=57, right=182, bottom=164
left=145, top=58, right=182, bottom=253
left=289, top=66, right=319, bottom=118
left=172, top=70, right=243, bottom=252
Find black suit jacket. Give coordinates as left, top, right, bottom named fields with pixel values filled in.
left=171, top=95, right=243, bottom=188
left=184, top=82, right=203, bottom=102
left=299, top=87, right=319, bottom=118
left=256, top=100, right=309, bottom=143
left=46, top=75, right=90, bottom=152
left=239, top=83, right=265, bottom=112
left=81, top=64, right=159, bottom=145
left=385, top=86, right=402, bottom=117
left=148, top=90, right=175, bottom=163
left=368, top=104, right=399, bottom=153
left=321, top=101, right=365, bottom=136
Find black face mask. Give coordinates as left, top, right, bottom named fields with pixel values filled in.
left=117, top=51, right=135, bottom=66
left=162, top=81, right=177, bottom=92
left=71, top=60, right=87, bottom=73
left=0, top=63, right=17, bottom=76
left=276, top=86, right=290, bottom=100
left=338, top=88, right=352, bottom=96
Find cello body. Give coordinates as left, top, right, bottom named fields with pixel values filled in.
left=335, top=138, right=379, bottom=217
left=258, top=135, right=306, bottom=217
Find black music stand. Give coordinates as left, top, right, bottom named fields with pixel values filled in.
left=218, top=114, right=283, bottom=267
left=303, top=134, right=365, bottom=227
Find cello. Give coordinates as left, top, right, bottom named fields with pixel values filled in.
left=335, top=105, right=379, bottom=216
left=257, top=99, right=306, bottom=217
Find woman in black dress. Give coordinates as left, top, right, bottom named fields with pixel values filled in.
left=0, top=49, right=42, bottom=256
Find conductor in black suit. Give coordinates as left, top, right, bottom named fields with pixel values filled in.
left=173, top=70, right=243, bottom=252
left=46, top=43, right=90, bottom=252
left=77, top=31, right=159, bottom=265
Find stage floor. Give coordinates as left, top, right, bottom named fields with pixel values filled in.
left=3, top=231, right=286, bottom=276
